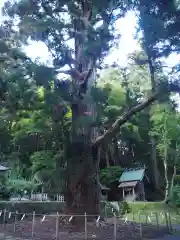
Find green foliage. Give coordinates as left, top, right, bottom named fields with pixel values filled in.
left=30, top=151, right=64, bottom=191
left=108, top=85, right=125, bottom=108
left=174, top=175, right=180, bottom=185
left=150, top=103, right=180, bottom=160
left=33, top=65, right=54, bottom=87
left=0, top=177, right=11, bottom=200
left=136, top=0, right=180, bottom=59
left=0, top=186, right=11, bottom=200
left=6, top=179, right=40, bottom=196
left=172, top=175, right=180, bottom=207
left=30, top=151, right=55, bottom=174
left=100, top=166, right=123, bottom=187
left=171, top=186, right=180, bottom=207
left=119, top=201, right=131, bottom=215
left=100, top=201, right=119, bottom=217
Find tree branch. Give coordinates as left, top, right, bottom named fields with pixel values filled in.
left=93, top=92, right=158, bottom=146
left=57, top=68, right=91, bottom=81
left=56, top=70, right=72, bottom=75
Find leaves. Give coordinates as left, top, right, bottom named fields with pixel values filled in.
left=150, top=103, right=180, bottom=164
left=100, top=166, right=123, bottom=187
left=33, top=65, right=54, bottom=87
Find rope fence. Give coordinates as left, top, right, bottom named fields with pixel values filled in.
left=0, top=208, right=178, bottom=239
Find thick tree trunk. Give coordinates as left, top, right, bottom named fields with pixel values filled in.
left=66, top=142, right=100, bottom=216
left=148, top=58, right=160, bottom=190
left=65, top=68, right=100, bottom=219
left=105, top=150, right=110, bottom=167
left=139, top=4, right=160, bottom=190
left=66, top=0, right=99, bottom=216
left=113, top=138, right=120, bottom=165
left=65, top=101, right=100, bottom=219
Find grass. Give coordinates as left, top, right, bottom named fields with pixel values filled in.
left=128, top=201, right=177, bottom=212
left=123, top=201, right=180, bottom=226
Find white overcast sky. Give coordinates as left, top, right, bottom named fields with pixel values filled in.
left=0, top=1, right=180, bottom=69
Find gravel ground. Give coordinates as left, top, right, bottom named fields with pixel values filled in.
left=0, top=216, right=172, bottom=240
left=152, top=236, right=180, bottom=240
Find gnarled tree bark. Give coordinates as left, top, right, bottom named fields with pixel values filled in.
left=64, top=0, right=101, bottom=221
left=138, top=2, right=161, bottom=190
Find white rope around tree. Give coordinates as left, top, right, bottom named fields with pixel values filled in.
left=41, top=215, right=46, bottom=222
left=21, top=213, right=26, bottom=221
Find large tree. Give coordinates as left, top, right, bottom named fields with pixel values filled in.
left=3, top=0, right=129, bottom=215
left=130, top=0, right=180, bottom=190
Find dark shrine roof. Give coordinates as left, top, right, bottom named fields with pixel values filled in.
left=0, top=165, right=9, bottom=171
left=118, top=181, right=138, bottom=188
left=119, top=168, right=145, bottom=183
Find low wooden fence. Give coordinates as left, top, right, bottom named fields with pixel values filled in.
left=30, top=193, right=65, bottom=202
left=0, top=209, right=177, bottom=240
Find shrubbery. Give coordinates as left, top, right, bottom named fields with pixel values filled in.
left=174, top=175, right=180, bottom=185
left=170, top=175, right=180, bottom=207
left=100, top=166, right=123, bottom=188
left=6, top=179, right=40, bottom=199
left=119, top=201, right=131, bottom=215
left=100, top=200, right=131, bottom=218
left=0, top=185, right=11, bottom=200
left=171, top=185, right=180, bottom=207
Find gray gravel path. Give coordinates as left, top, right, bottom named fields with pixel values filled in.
left=1, top=232, right=180, bottom=240
left=0, top=233, right=26, bottom=240
left=152, top=236, right=180, bottom=240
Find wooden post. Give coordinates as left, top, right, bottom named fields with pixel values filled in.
left=155, top=212, right=159, bottom=228
left=133, top=187, right=135, bottom=198
left=132, top=212, right=135, bottom=236
left=165, top=212, right=169, bottom=232
left=105, top=205, right=107, bottom=219
left=3, top=209, right=6, bottom=229
left=32, top=211, right=36, bottom=239
left=138, top=212, right=141, bottom=222
left=139, top=222, right=143, bottom=238
left=133, top=211, right=135, bottom=221
left=84, top=212, right=87, bottom=240
left=113, top=214, right=117, bottom=240
left=13, top=210, right=18, bottom=232
left=167, top=212, right=172, bottom=233
left=55, top=212, right=59, bottom=240
left=145, top=212, right=148, bottom=224
left=96, top=216, right=100, bottom=228
left=141, top=182, right=145, bottom=200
